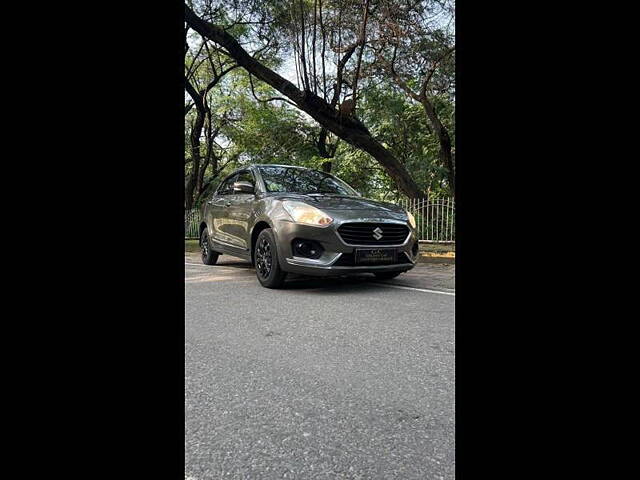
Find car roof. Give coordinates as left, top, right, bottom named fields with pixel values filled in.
left=219, top=164, right=315, bottom=183
left=220, top=164, right=308, bottom=179
left=250, top=164, right=309, bottom=169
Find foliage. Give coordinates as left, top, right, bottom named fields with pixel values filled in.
left=185, top=0, right=455, bottom=206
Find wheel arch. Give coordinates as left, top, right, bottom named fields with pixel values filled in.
left=198, top=221, right=207, bottom=242
left=250, top=220, right=272, bottom=265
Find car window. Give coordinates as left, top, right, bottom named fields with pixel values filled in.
left=258, top=166, right=357, bottom=195
left=236, top=170, right=254, bottom=184
left=217, top=174, right=238, bottom=195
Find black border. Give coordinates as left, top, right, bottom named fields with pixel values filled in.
left=16, top=1, right=614, bottom=476
left=27, top=3, right=186, bottom=477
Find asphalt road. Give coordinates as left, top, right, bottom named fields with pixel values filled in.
left=185, top=254, right=455, bottom=479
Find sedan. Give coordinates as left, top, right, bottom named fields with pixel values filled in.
left=198, top=164, right=418, bottom=288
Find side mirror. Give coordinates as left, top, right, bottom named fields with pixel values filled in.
left=233, top=181, right=254, bottom=194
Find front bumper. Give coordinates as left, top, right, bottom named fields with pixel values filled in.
left=273, top=218, right=418, bottom=277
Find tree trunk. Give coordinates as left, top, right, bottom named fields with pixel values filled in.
left=384, top=65, right=455, bottom=197
left=317, top=128, right=333, bottom=172
left=351, top=0, right=370, bottom=109
left=317, top=41, right=357, bottom=174
left=185, top=107, right=204, bottom=210
left=185, top=4, right=426, bottom=199
left=185, top=78, right=208, bottom=210
left=421, top=98, right=455, bottom=196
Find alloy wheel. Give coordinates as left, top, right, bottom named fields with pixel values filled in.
left=255, top=237, right=272, bottom=278
left=201, top=233, right=209, bottom=259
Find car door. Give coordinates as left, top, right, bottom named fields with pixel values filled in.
left=206, top=173, right=237, bottom=247
left=225, top=169, right=256, bottom=250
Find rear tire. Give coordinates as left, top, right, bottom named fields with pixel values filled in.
left=374, top=271, right=402, bottom=280
left=254, top=228, right=287, bottom=288
left=200, top=228, right=219, bottom=265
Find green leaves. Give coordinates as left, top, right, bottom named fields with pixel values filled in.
left=186, top=0, right=455, bottom=200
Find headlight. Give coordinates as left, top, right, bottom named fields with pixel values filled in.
left=282, top=201, right=333, bottom=226
left=406, top=210, right=417, bottom=229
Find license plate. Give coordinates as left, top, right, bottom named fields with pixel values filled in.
left=355, top=248, right=397, bottom=265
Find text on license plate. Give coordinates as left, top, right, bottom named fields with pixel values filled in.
left=355, top=248, right=396, bottom=264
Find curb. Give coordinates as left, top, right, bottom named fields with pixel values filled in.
left=418, top=255, right=455, bottom=265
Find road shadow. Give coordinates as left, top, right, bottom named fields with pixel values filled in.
left=203, top=259, right=382, bottom=292
left=215, top=260, right=253, bottom=270
left=188, top=255, right=454, bottom=292
left=281, top=273, right=383, bottom=292
left=209, top=257, right=380, bottom=288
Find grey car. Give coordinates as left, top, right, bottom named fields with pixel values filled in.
left=198, top=165, right=418, bottom=288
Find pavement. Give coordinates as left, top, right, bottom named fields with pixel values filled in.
left=185, top=253, right=455, bottom=479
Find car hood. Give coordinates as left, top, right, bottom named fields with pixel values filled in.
left=270, top=193, right=407, bottom=216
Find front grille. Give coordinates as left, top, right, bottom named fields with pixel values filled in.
left=333, top=251, right=412, bottom=266
left=337, top=222, right=410, bottom=245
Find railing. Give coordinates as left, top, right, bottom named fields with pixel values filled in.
left=395, top=197, right=455, bottom=243
left=185, top=196, right=455, bottom=243
left=185, top=209, right=202, bottom=239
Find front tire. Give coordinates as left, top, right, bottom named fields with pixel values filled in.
left=200, top=228, right=219, bottom=265
left=254, top=228, right=287, bottom=288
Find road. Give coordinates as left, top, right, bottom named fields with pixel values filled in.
left=185, top=254, right=455, bottom=479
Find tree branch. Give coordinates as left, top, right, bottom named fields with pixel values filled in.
left=248, top=74, right=299, bottom=108
left=351, top=0, right=371, bottom=108
left=421, top=46, right=455, bottom=97
left=184, top=3, right=426, bottom=199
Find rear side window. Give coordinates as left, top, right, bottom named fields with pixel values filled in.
left=236, top=170, right=254, bottom=184
left=217, top=174, right=238, bottom=195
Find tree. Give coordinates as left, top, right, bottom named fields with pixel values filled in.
left=185, top=2, right=428, bottom=199
left=185, top=2, right=290, bottom=208
left=367, top=0, right=456, bottom=194
left=184, top=25, right=241, bottom=209
left=184, top=0, right=456, bottom=205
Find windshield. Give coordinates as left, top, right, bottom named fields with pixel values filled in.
left=258, top=166, right=358, bottom=196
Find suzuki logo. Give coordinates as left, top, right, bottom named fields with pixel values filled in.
left=372, top=227, right=383, bottom=240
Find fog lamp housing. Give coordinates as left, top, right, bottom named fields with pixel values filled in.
left=292, top=238, right=324, bottom=259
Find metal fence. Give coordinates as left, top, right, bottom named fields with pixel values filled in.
left=396, top=197, right=455, bottom=243
left=185, top=209, right=202, bottom=239
left=185, top=197, right=455, bottom=243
